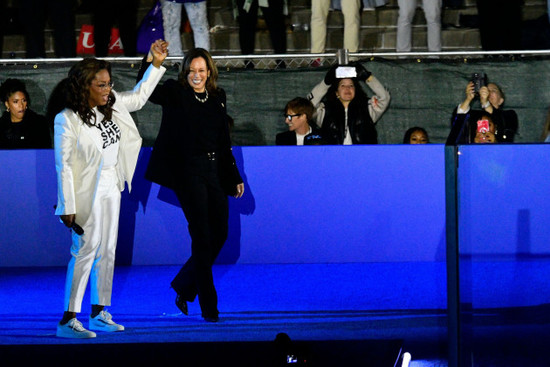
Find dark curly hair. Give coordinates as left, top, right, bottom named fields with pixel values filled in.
left=66, top=58, right=115, bottom=126
left=403, top=126, right=429, bottom=144
left=0, top=78, right=31, bottom=107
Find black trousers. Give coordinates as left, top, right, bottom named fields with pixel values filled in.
left=92, top=0, right=138, bottom=56
left=236, top=0, right=287, bottom=54
left=20, top=0, right=76, bottom=58
left=476, top=0, right=522, bottom=51
left=172, top=157, right=229, bottom=318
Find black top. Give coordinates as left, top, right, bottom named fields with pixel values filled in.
left=0, top=109, right=52, bottom=149
left=191, top=91, right=222, bottom=155
left=321, top=97, right=377, bottom=145
left=137, top=61, right=242, bottom=195
left=275, top=126, right=325, bottom=145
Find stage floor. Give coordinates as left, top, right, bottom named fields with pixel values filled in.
left=0, top=263, right=448, bottom=366
left=3, top=262, right=550, bottom=366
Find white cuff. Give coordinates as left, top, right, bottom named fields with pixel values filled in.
left=457, top=104, right=469, bottom=114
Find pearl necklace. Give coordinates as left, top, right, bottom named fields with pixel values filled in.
left=194, top=89, right=208, bottom=103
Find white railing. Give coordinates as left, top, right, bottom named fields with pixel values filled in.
left=2, top=50, right=550, bottom=69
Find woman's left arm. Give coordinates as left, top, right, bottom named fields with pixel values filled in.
left=365, top=75, right=391, bottom=123
left=118, top=40, right=168, bottom=112
left=218, top=91, right=244, bottom=198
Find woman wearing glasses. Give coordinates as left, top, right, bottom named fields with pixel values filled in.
left=138, top=48, right=244, bottom=323
left=308, top=62, right=390, bottom=144
left=54, top=40, right=168, bottom=338
left=276, top=97, right=324, bottom=145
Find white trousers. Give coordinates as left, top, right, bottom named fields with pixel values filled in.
left=311, top=0, right=361, bottom=53
left=396, top=0, right=441, bottom=52
left=161, top=0, right=210, bottom=56
left=64, top=167, right=121, bottom=313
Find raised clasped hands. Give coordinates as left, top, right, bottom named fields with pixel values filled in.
left=150, top=39, right=169, bottom=67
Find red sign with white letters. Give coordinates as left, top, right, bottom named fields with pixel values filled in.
left=76, top=25, right=124, bottom=55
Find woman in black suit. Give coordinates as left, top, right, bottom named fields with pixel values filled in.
left=139, top=48, right=244, bottom=322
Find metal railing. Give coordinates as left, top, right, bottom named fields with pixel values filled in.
left=3, top=49, right=550, bottom=69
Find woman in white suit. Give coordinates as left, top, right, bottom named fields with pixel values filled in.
left=54, top=40, right=168, bottom=339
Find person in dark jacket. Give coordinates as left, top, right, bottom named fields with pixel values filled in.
left=451, top=80, right=518, bottom=144
left=138, top=48, right=244, bottom=323
left=276, top=97, right=324, bottom=145
left=0, top=78, right=51, bottom=149
left=308, top=62, right=390, bottom=145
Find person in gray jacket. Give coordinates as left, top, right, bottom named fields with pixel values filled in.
left=308, top=62, right=390, bottom=144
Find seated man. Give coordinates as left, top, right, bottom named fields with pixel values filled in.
left=276, top=97, right=323, bottom=145
left=451, top=79, right=518, bottom=143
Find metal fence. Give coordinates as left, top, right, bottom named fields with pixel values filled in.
left=3, top=49, right=550, bottom=69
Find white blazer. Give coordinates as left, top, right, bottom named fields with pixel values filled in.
left=54, top=64, right=166, bottom=225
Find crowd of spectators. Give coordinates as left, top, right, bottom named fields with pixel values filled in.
left=2, top=63, right=548, bottom=149
left=0, top=0, right=538, bottom=57
left=1, top=1, right=550, bottom=147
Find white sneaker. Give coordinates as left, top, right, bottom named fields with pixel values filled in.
left=56, top=318, right=96, bottom=339
left=89, top=310, right=125, bottom=332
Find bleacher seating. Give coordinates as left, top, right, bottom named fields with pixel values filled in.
left=1, top=0, right=547, bottom=59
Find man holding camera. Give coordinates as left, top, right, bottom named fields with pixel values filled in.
left=451, top=77, right=518, bottom=143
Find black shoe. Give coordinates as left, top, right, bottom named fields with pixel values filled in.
left=203, top=315, right=219, bottom=323
left=175, top=294, right=188, bottom=315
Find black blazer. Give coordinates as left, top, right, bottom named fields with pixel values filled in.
left=275, top=127, right=325, bottom=145
left=138, top=62, right=242, bottom=195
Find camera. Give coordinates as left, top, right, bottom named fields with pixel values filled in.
left=336, top=66, right=357, bottom=79
left=471, top=72, right=487, bottom=94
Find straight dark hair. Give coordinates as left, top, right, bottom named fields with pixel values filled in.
left=178, top=48, right=219, bottom=95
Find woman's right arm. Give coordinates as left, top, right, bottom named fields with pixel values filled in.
left=458, top=82, right=475, bottom=114
left=308, top=65, right=336, bottom=108
left=308, top=80, right=330, bottom=108
left=54, top=111, right=77, bottom=223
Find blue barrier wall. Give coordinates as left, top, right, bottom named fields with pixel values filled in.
left=458, top=144, right=550, bottom=257
left=456, top=144, right=550, bottom=309
left=0, top=145, right=446, bottom=267
left=3, top=144, right=550, bottom=312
